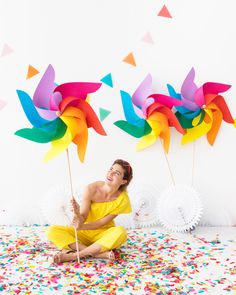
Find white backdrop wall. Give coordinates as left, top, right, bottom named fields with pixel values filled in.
left=0, top=0, right=236, bottom=225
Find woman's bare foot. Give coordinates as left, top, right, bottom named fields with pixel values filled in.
left=94, top=250, right=115, bottom=260
left=53, top=249, right=77, bottom=263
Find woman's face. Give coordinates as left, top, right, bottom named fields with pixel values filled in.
left=106, top=163, right=127, bottom=187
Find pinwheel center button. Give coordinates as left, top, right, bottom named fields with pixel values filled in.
left=202, top=104, right=206, bottom=108
left=56, top=111, right=62, bottom=116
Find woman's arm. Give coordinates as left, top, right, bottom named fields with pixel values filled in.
left=78, top=214, right=117, bottom=230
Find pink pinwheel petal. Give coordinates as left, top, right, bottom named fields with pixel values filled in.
left=194, top=86, right=205, bottom=107
left=181, top=67, right=198, bottom=101
left=36, top=107, right=58, bottom=120
left=203, top=82, right=231, bottom=94
left=33, top=64, right=56, bottom=109
left=148, top=94, right=183, bottom=108
left=132, top=74, right=153, bottom=108
left=54, top=82, right=102, bottom=100
left=142, top=97, right=154, bottom=117
left=49, top=92, right=62, bottom=111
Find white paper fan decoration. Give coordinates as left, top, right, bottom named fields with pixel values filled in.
left=157, top=184, right=203, bottom=232
left=40, top=185, right=83, bottom=226
left=129, top=181, right=160, bottom=228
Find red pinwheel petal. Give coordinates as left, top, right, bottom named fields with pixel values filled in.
left=54, top=82, right=102, bottom=100
left=211, top=95, right=234, bottom=123
left=157, top=106, right=185, bottom=134
left=76, top=100, right=107, bottom=135
left=146, top=102, right=163, bottom=117
left=59, top=96, right=82, bottom=113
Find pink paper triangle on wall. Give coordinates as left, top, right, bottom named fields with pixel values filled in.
left=1, top=43, right=14, bottom=57
left=157, top=5, right=172, bottom=18
left=141, top=32, right=154, bottom=44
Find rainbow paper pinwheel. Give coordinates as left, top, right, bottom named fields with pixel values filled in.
left=167, top=68, right=234, bottom=145
left=15, top=65, right=106, bottom=162
left=114, top=74, right=185, bottom=152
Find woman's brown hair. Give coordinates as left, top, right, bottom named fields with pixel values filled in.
left=112, top=159, right=133, bottom=191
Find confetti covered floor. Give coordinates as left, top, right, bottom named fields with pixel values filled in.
left=0, top=226, right=236, bottom=295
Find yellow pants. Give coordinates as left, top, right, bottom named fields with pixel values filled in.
left=46, top=225, right=127, bottom=252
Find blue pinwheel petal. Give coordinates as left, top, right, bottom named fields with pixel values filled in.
left=167, top=84, right=181, bottom=99
left=16, top=90, right=50, bottom=128
left=120, top=90, right=143, bottom=124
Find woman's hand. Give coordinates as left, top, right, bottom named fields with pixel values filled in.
left=70, top=197, right=80, bottom=217
left=72, top=215, right=84, bottom=230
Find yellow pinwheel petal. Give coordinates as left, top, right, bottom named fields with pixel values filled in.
left=192, top=113, right=203, bottom=127
left=44, top=127, right=72, bottom=162
left=182, top=109, right=213, bottom=144
left=136, top=131, right=157, bottom=151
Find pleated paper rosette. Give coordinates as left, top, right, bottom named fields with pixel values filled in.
left=40, top=185, right=83, bottom=226
left=157, top=184, right=203, bottom=232
left=128, top=181, right=160, bottom=228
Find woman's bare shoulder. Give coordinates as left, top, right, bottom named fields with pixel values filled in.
left=86, top=181, right=104, bottom=192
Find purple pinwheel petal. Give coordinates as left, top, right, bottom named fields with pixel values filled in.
left=35, top=107, right=58, bottom=121
left=132, top=74, right=152, bottom=108
left=50, top=92, right=62, bottom=111
left=182, top=96, right=200, bottom=111
left=142, top=97, right=154, bottom=117
left=181, top=68, right=198, bottom=102
left=194, top=86, right=205, bottom=107
left=33, top=64, right=56, bottom=109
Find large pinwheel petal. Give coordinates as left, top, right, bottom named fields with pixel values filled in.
left=114, top=120, right=151, bottom=138
left=132, top=74, right=152, bottom=108
left=160, top=129, right=170, bottom=153
left=54, top=82, right=102, bottom=100
left=194, top=86, right=205, bottom=107
left=148, top=94, right=183, bottom=108
left=182, top=96, right=200, bottom=111
left=120, top=90, right=143, bottom=123
left=166, top=84, right=181, bottom=99
left=136, top=131, right=157, bottom=151
left=61, top=106, right=85, bottom=120
left=15, top=120, right=67, bottom=143
left=181, top=109, right=213, bottom=144
left=181, top=67, right=198, bottom=101
left=33, top=64, right=56, bottom=109
left=76, top=100, right=106, bottom=135
left=156, top=107, right=185, bottom=134
left=36, top=107, right=58, bottom=121
left=59, top=96, right=82, bottom=112
left=73, top=124, right=88, bottom=162
left=16, top=90, right=49, bottom=128
left=206, top=105, right=223, bottom=145
left=203, top=82, right=231, bottom=94
left=44, top=128, right=72, bottom=162
left=50, top=92, right=62, bottom=111
left=209, top=95, right=234, bottom=123
left=175, top=112, right=194, bottom=128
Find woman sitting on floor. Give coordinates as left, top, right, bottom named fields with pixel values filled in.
left=46, top=159, right=133, bottom=263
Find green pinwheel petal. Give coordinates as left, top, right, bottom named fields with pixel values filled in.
left=175, top=112, right=194, bottom=128
left=114, top=120, right=151, bottom=138
left=15, top=119, right=67, bottom=143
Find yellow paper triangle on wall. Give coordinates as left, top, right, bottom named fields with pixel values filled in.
left=26, top=65, right=40, bottom=79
